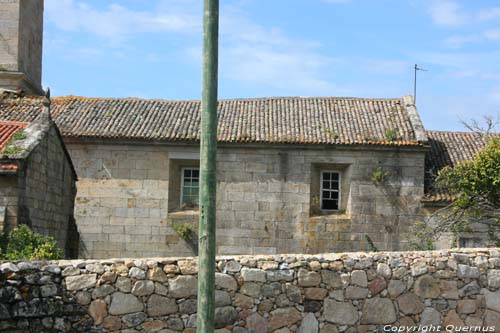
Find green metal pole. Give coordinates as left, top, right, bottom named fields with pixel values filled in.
left=197, top=0, right=218, bottom=332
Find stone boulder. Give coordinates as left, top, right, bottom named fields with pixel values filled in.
left=65, top=274, right=97, bottom=291
left=397, top=293, right=424, bottom=315
left=483, top=289, right=500, bottom=312
left=246, top=313, right=268, bottom=333
left=108, top=292, right=143, bottom=315
left=298, top=313, right=318, bottom=333
left=360, top=298, right=396, bottom=324
left=269, top=307, right=302, bottom=331
left=169, top=275, right=197, bottom=298
left=298, top=269, right=321, bottom=287
left=324, top=299, right=358, bottom=325
left=146, top=295, right=178, bottom=316
left=414, top=275, right=440, bottom=299
left=241, top=268, right=266, bottom=282
left=215, top=273, right=237, bottom=291
left=214, top=306, right=238, bottom=329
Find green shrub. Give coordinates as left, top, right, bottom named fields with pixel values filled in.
left=1, top=225, right=63, bottom=260
left=172, top=223, right=195, bottom=240
left=371, top=167, right=388, bottom=185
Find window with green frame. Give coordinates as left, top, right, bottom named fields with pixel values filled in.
left=181, top=168, right=199, bottom=207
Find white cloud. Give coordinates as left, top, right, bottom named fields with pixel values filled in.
left=489, top=86, right=500, bottom=102
left=427, top=0, right=466, bottom=27
left=443, top=29, right=500, bottom=48
left=214, top=4, right=336, bottom=94
left=356, top=59, right=409, bottom=75
left=445, top=34, right=482, bottom=48
left=46, top=0, right=337, bottom=95
left=320, top=0, right=351, bottom=3
left=484, top=29, right=500, bottom=41
left=45, top=0, right=200, bottom=41
left=477, top=7, right=500, bottom=22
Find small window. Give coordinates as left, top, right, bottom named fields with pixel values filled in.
left=320, top=171, right=340, bottom=211
left=181, top=168, right=199, bottom=207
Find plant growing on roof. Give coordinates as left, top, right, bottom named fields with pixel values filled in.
left=384, top=128, right=399, bottom=142
left=1, top=129, right=25, bottom=155
left=11, top=129, right=26, bottom=141
left=323, top=127, right=339, bottom=140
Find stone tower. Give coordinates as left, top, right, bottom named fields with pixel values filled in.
left=0, top=0, right=44, bottom=95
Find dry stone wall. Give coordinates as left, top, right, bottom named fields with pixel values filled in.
left=1, top=249, right=499, bottom=332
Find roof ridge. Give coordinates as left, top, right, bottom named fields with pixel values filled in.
left=0, top=94, right=422, bottom=146
left=426, top=129, right=500, bottom=135
left=402, top=94, right=427, bottom=143
left=47, top=95, right=405, bottom=102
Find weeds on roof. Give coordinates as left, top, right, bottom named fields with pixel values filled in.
left=2, top=129, right=25, bottom=155
left=384, top=128, right=399, bottom=142
left=11, top=130, right=26, bottom=141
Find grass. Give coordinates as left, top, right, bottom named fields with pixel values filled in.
left=11, top=130, right=26, bottom=141
left=2, top=146, right=22, bottom=155
left=384, top=128, right=399, bottom=142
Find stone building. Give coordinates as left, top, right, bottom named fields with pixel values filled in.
left=0, top=0, right=491, bottom=258
left=422, top=130, right=497, bottom=248
left=0, top=94, right=431, bottom=258
left=0, top=96, right=78, bottom=257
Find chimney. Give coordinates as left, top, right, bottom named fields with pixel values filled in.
left=0, top=0, right=44, bottom=95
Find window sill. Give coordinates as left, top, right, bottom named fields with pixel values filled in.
left=310, top=210, right=350, bottom=219
left=168, top=210, right=199, bottom=217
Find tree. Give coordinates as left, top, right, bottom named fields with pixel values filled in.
left=409, top=135, right=500, bottom=250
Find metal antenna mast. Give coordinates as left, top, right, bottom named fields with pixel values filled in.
left=414, top=64, right=427, bottom=104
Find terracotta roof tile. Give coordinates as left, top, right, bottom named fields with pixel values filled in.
left=0, top=95, right=423, bottom=146
left=0, top=163, right=18, bottom=171
left=0, top=120, right=28, bottom=151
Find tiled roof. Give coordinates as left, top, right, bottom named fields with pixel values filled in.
left=0, top=120, right=28, bottom=150
left=0, top=163, right=19, bottom=171
left=424, top=130, right=495, bottom=203
left=0, top=95, right=425, bottom=146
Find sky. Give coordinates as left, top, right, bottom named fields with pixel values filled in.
left=43, top=0, right=500, bottom=131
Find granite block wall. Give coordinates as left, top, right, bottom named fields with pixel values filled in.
left=67, top=142, right=426, bottom=259
left=0, top=122, right=78, bottom=258
left=17, top=125, right=76, bottom=256
left=0, top=0, right=44, bottom=93
left=0, top=0, right=21, bottom=72
left=0, top=248, right=499, bottom=332
left=0, top=176, right=19, bottom=234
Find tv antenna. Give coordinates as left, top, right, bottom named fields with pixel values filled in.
left=414, top=64, right=427, bottom=104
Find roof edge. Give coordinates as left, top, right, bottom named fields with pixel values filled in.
left=403, top=94, right=428, bottom=143
left=46, top=95, right=406, bottom=103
